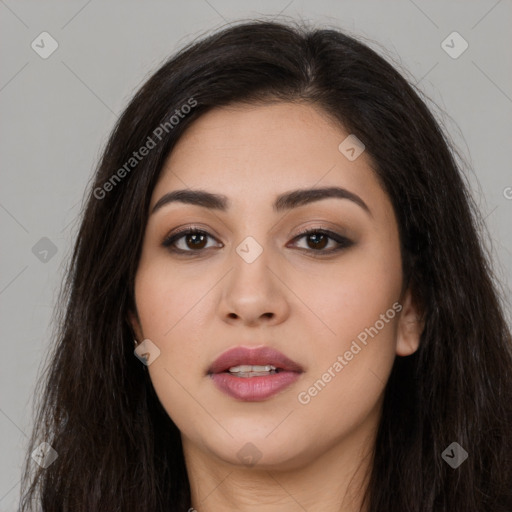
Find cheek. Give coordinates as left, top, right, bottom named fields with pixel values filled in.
left=293, top=238, right=402, bottom=350
left=292, top=238, right=401, bottom=413
left=134, top=258, right=211, bottom=346
left=294, top=289, right=399, bottom=440
left=133, top=259, right=214, bottom=414
left=134, top=262, right=210, bottom=431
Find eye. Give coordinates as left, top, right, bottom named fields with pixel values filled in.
left=162, top=227, right=222, bottom=254
left=290, top=228, right=354, bottom=255
left=162, top=226, right=353, bottom=256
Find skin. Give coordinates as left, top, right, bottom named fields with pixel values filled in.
left=129, top=101, right=423, bottom=512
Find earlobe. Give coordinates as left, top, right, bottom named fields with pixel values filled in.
left=395, top=288, right=424, bottom=356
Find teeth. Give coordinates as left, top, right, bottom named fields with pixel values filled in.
left=228, top=364, right=277, bottom=373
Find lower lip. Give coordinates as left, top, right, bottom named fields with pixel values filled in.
left=210, top=371, right=302, bottom=401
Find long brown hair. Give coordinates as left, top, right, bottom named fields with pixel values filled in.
left=19, top=18, right=512, bottom=511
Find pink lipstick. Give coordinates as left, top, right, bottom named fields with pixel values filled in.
left=207, top=346, right=303, bottom=401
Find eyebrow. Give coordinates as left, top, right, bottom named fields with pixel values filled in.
left=151, top=186, right=371, bottom=216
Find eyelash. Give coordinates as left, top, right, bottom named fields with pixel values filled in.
left=162, top=225, right=354, bottom=257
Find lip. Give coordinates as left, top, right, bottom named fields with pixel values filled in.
left=208, top=346, right=304, bottom=402
left=208, top=346, right=304, bottom=374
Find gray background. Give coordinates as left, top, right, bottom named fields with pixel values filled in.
left=1, top=1, right=511, bottom=509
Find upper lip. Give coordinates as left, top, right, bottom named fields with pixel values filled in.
left=208, top=346, right=304, bottom=374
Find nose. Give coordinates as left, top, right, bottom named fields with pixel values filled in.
left=218, top=244, right=290, bottom=327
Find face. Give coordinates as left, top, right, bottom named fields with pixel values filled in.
left=129, top=101, right=421, bottom=470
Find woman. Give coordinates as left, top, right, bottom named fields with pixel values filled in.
left=19, top=18, right=512, bottom=512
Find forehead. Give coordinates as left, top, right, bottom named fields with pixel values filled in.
left=151, top=102, right=387, bottom=215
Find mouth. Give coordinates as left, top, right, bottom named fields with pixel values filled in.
left=207, top=346, right=304, bottom=401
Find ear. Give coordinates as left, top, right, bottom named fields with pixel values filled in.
left=127, top=309, right=143, bottom=343
left=395, top=287, right=424, bottom=356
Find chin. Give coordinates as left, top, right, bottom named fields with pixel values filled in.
left=199, top=427, right=313, bottom=471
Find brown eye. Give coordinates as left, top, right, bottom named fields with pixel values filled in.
left=162, top=229, right=221, bottom=253
left=291, top=229, right=354, bottom=255
left=304, top=232, right=329, bottom=250
left=183, top=232, right=208, bottom=250
left=162, top=227, right=353, bottom=257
